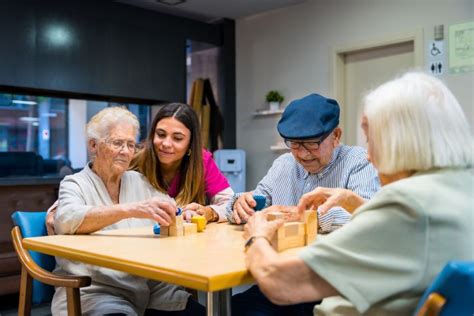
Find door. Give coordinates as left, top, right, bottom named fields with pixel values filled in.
left=332, top=32, right=423, bottom=147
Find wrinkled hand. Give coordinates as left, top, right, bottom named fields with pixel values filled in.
left=243, top=209, right=285, bottom=241
left=183, top=202, right=204, bottom=212
left=183, top=210, right=199, bottom=222
left=263, top=205, right=300, bottom=222
left=297, top=187, right=363, bottom=215
left=233, top=192, right=256, bottom=224
left=131, top=197, right=177, bottom=226
left=183, top=203, right=217, bottom=222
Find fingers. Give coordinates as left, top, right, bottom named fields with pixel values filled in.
left=243, top=193, right=256, bottom=208
left=267, top=218, right=285, bottom=232
left=184, top=202, right=202, bottom=211
left=233, top=201, right=255, bottom=224
left=297, top=188, right=326, bottom=213
left=144, top=198, right=176, bottom=226
left=183, top=210, right=198, bottom=222
left=46, top=214, right=56, bottom=236
left=317, top=196, right=338, bottom=215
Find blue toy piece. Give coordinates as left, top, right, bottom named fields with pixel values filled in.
left=176, top=208, right=182, bottom=216
left=153, top=224, right=160, bottom=234
left=253, top=195, right=266, bottom=211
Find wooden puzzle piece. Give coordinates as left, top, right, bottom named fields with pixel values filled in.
left=183, top=222, right=198, bottom=235
left=267, top=210, right=318, bottom=252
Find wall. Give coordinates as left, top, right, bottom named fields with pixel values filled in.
left=236, top=0, right=474, bottom=189
left=0, top=0, right=236, bottom=147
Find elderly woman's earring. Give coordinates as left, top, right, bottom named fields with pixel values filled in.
left=187, top=149, right=192, bottom=156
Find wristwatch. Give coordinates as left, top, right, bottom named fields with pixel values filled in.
left=244, top=235, right=270, bottom=252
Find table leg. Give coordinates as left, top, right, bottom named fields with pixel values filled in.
left=206, top=289, right=232, bottom=316
left=218, top=289, right=232, bottom=315
left=206, top=291, right=214, bottom=316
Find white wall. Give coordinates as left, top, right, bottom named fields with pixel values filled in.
left=236, top=0, right=474, bottom=189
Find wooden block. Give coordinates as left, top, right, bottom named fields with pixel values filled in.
left=284, top=222, right=305, bottom=237
left=191, top=216, right=206, bottom=232
left=272, top=234, right=305, bottom=252
left=267, top=212, right=284, bottom=221
left=303, top=210, right=318, bottom=236
left=183, top=223, right=198, bottom=235
left=160, top=226, right=169, bottom=237
left=169, top=225, right=184, bottom=236
left=305, top=234, right=317, bottom=245
left=302, top=210, right=317, bottom=245
left=173, top=214, right=184, bottom=227
left=271, top=222, right=305, bottom=252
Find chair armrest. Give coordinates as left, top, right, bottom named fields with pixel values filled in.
left=11, top=227, right=91, bottom=288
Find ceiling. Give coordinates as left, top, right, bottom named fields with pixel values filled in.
left=117, top=0, right=307, bottom=23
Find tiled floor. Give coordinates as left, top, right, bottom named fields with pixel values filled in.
left=0, top=293, right=51, bottom=316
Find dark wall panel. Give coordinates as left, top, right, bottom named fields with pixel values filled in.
left=0, top=2, right=36, bottom=88
left=0, top=0, right=218, bottom=102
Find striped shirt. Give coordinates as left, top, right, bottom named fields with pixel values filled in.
left=226, top=145, right=380, bottom=233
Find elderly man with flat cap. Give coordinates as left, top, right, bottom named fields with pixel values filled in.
left=228, top=93, right=380, bottom=316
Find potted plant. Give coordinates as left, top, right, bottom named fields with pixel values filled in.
left=266, top=90, right=284, bottom=111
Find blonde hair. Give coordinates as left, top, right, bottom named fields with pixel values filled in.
left=86, top=106, right=139, bottom=141
left=363, top=71, right=472, bottom=174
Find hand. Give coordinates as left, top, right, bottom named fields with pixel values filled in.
left=196, top=206, right=218, bottom=223
left=233, top=192, right=257, bottom=224
left=183, top=210, right=199, bottom=222
left=243, top=209, right=285, bottom=241
left=184, top=203, right=218, bottom=222
left=297, top=187, right=365, bottom=215
left=46, top=202, right=58, bottom=236
left=183, top=202, right=204, bottom=212
left=264, top=205, right=300, bottom=222
left=130, top=197, right=177, bottom=226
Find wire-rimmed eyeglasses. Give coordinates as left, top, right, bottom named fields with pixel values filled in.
left=104, top=139, right=139, bottom=153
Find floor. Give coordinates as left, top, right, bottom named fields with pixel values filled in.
left=0, top=285, right=253, bottom=315
left=0, top=293, right=51, bottom=316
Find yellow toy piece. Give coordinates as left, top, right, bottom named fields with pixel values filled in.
left=191, top=215, right=206, bottom=232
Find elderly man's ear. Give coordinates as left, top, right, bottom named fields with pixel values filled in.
left=332, top=127, right=342, bottom=145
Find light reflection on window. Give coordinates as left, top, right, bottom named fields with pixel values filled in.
left=0, top=93, right=154, bottom=177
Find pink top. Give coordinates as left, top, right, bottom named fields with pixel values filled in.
left=167, top=149, right=230, bottom=200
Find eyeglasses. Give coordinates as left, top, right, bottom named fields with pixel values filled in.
left=284, top=131, right=333, bottom=151
left=104, top=139, right=138, bottom=153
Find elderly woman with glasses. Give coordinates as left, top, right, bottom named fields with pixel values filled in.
left=243, top=72, right=473, bottom=315
left=52, top=107, right=204, bottom=316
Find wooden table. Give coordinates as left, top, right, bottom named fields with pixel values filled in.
left=22, top=223, right=301, bottom=315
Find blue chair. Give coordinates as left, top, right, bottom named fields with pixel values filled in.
left=11, top=211, right=91, bottom=316
left=415, top=261, right=474, bottom=316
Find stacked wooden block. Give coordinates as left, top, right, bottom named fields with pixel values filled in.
left=268, top=210, right=318, bottom=252
left=159, top=213, right=207, bottom=237
left=160, top=214, right=204, bottom=237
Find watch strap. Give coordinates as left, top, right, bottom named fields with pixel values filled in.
left=244, top=235, right=270, bottom=252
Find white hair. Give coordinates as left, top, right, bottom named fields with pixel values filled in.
left=363, top=71, right=472, bottom=174
left=86, top=106, right=139, bottom=141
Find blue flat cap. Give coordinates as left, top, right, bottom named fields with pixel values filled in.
left=277, top=93, right=340, bottom=139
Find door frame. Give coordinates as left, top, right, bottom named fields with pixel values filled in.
left=331, top=29, right=424, bottom=143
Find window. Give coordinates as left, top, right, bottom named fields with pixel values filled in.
left=0, top=92, right=157, bottom=177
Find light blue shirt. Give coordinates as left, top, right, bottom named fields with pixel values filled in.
left=226, top=145, right=380, bottom=232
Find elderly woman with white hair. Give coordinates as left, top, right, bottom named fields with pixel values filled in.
left=52, top=107, right=204, bottom=315
left=242, top=72, right=473, bottom=315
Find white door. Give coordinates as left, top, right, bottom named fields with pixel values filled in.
left=332, top=32, right=423, bottom=147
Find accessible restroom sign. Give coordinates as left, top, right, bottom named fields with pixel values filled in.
left=427, top=40, right=444, bottom=75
